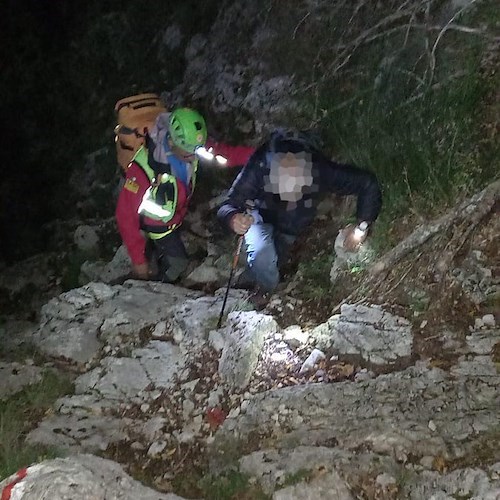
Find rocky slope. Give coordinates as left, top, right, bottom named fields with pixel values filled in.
left=1, top=183, right=499, bottom=499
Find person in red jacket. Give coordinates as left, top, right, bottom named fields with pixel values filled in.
left=116, top=108, right=254, bottom=281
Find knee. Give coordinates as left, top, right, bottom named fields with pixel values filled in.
left=248, top=243, right=277, bottom=269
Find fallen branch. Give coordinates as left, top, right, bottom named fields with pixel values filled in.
left=370, top=179, right=500, bottom=276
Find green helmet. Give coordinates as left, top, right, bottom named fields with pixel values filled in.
left=168, top=108, right=207, bottom=153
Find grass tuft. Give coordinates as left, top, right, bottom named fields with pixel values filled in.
left=197, top=470, right=270, bottom=500
left=0, top=370, right=74, bottom=481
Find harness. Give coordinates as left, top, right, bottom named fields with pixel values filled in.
left=132, top=146, right=198, bottom=239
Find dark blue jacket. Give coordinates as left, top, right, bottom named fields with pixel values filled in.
left=217, top=136, right=382, bottom=236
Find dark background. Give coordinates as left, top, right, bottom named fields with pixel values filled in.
left=0, top=0, right=221, bottom=262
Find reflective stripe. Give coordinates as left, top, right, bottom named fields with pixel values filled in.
left=132, top=145, right=197, bottom=237
left=133, top=146, right=156, bottom=181
left=138, top=187, right=173, bottom=219
left=133, top=147, right=177, bottom=224
left=148, top=224, right=178, bottom=240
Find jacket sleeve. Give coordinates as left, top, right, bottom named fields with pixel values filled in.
left=205, top=139, right=256, bottom=168
left=115, top=164, right=149, bottom=265
left=318, top=155, right=382, bottom=223
left=217, top=148, right=264, bottom=229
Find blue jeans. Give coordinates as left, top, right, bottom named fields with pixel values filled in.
left=244, top=211, right=296, bottom=292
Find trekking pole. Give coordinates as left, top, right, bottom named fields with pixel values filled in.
left=216, top=201, right=254, bottom=329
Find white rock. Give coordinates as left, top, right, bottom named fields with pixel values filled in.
left=182, top=399, right=195, bottom=420
left=209, top=330, right=226, bottom=352
left=152, top=321, right=168, bottom=338
left=482, top=314, right=496, bottom=327
left=173, top=329, right=184, bottom=344
left=420, top=455, right=435, bottom=468
left=181, top=379, right=199, bottom=393
left=283, top=325, right=309, bottom=346
left=0, top=455, right=182, bottom=499
left=147, top=440, right=167, bottom=458
left=228, top=407, right=241, bottom=419
left=376, top=473, right=397, bottom=487
left=474, top=318, right=484, bottom=329
left=208, top=387, right=224, bottom=408
left=74, top=225, right=99, bottom=253
left=299, top=349, right=326, bottom=374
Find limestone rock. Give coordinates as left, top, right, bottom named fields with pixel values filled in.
left=0, top=362, right=43, bottom=400
left=218, top=311, right=278, bottom=389
left=309, top=303, right=413, bottom=365
left=0, top=454, right=186, bottom=499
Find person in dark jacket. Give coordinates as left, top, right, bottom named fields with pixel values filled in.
left=217, top=129, right=382, bottom=296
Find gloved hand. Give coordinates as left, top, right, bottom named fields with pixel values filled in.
left=230, top=213, right=254, bottom=235
left=132, top=262, right=150, bottom=280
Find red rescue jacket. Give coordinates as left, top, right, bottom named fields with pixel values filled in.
left=116, top=139, right=255, bottom=265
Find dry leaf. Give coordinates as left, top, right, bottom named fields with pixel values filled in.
left=337, top=363, right=355, bottom=377
left=206, top=407, right=227, bottom=430
left=432, top=454, right=448, bottom=473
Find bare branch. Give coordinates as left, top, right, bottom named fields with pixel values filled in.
left=293, top=12, right=310, bottom=40
left=370, top=179, right=500, bottom=276
left=429, top=0, right=479, bottom=83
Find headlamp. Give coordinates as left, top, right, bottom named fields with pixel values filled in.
left=215, top=154, right=228, bottom=166
left=195, top=146, right=227, bottom=166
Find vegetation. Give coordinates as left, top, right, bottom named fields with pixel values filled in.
left=0, top=370, right=73, bottom=481
left=197, top=470, right=270, bottom=500
left=1, top=1, right=498, bottom=491
left=2, top=0, right=497, bottom=262
left=297, top=254, right=334, bottom=301
left=241, top=0, right=499, bottom=250
left=308, top=1, right=500, bottom=249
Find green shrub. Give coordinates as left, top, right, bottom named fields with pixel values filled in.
left=297, top=254, right=334, bottom=300
left=260, top=0, right=500, bottom=230
left=0, top=370, right=74, bottom=481
left=197, top=470, right=270, bottom=500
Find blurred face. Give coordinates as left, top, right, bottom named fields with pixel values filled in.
left=265, top=152, right=314, bottom=202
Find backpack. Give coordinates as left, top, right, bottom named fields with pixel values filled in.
left=268, top=127, right=324, bottom=154
left=114, top=93, right=167, bottom=172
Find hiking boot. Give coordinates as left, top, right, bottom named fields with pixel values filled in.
left=248, top=289, right=271, bottom=310
left=233, top=269, right=256, bottom=290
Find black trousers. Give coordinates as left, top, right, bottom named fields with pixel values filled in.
left=148, top=230, right=189, bottom=283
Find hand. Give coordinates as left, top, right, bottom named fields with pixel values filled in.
left=230, top=213, right=254, bottom=235
left=132, top=262, right=150, bottom=280
left=341, top=223, right=369, bottom=252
